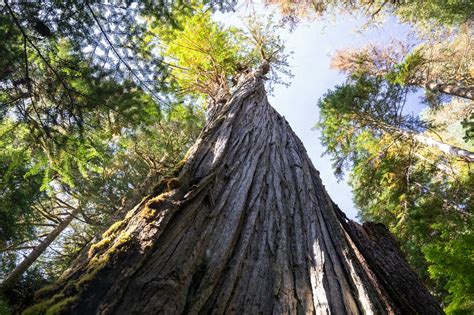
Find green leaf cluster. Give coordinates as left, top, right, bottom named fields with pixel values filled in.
left=150, top=8, right=259, bottom=98
left=395, top=0, right=474, bottom=27
left=149, top=7, right=292, bottom=99
left=385, top=49, right=424, bottom=86
left=0, top=121, right=44, bottom=251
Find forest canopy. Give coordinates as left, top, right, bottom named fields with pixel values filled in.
left=0, top=1, right=472, bottom=314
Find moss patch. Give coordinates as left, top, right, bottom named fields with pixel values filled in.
left=141, top=206, right=157, bottom=221
left=22, top=293, right=65, bottom=315
left=34, top=283, right=60, bottom=300
left=88, top=216, right=130, bottom=258
left=102, top=220, right=126, bottom=239
left=27, top=230, right=133, bottom=314
left=24, top=170, right=180, bottom=314
left=146, top=191, right=172, bottom=210
left=172, top=158, right=187, bottom=176
left=22, top=300, right=50, bottom=315
left=45, top=296, right=78, bottom=315
left=78, top=232, right=131, bottom=290
left=88, top=236, right=112, bottom=258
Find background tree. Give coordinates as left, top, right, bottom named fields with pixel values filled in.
left=266, top=0, right=473, bottom=27
left=1, top=1, right=467, bottom=313
left=316, top=73, right=473, bottom=313
left=331, top=29, right=474, bottom=100
left=313, top=3, right=474, bottom=310
left=148, top=9, right=292, bottom=100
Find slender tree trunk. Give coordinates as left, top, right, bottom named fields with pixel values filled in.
left=26, top=69, right=442, bottom=314
left=369, top=66, right=474, bottom=100
left=401, top=129, right=474, bottom=162
left=414, top=152, right=459, bottom=176
left=424, top=81, right=474, bottom=100
left=365, top=116, right=474, bottom=163
left=0, top=207, right=80, bottom=294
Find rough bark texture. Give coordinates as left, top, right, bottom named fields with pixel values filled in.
left=424, top=81, right=474, bottom=100
left=26, top=70, right=443, bottom=314
left=343, top=221, right=444, bottom=314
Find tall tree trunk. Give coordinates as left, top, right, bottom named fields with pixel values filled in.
left=0, top=207, right=80, bottom=294
left=25, top=69, right=442, bottom=314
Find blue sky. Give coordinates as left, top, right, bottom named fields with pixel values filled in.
left=215, top=5, right=415, bottom=219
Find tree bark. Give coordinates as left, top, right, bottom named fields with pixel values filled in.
left=368, top=117, right=474, bottom=163
left=26, top=69, right=443, bottom=314
left=401, top=129, right=474, bottom=163
left=0, top=207, right=80, bottom=294
left=424, top=81, right=474, bottom=100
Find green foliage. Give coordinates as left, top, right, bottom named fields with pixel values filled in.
left=395, top=1, right=474, bottom=27
left=385, top=49, right=424, bottom=86
left=150, top=8, right=291, bottom=99
left=152, top=9, right=255, bottom=97
left=0, top=296, right=11, bottom=315
left=424, top=227, right=474, bottom=314
left=0, top=2, right=206, bottom=310
left=316, top=74, right=419, bottom=178
left=0, top=121, right=44, bottom=248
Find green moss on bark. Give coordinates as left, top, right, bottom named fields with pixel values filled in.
left=34, top=283, right=60, bottom=300
left=22, top=293, right=65, bottom=315
left=80, top=232, right=131, bottom=288
left=45, top=296, right=78, bottom=315
left=25, top=175, right=179, bottom=314
left=25, top=231, right=132, bottom=314
left=102, top=220, right=126, bottom=239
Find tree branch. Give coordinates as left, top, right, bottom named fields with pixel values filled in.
left=4, top=0, right=75, bottom=105
left=85, top=2, right=167, bottom=106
